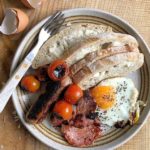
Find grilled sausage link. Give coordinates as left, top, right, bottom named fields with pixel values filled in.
left=26, top=77, right=72, bottom=124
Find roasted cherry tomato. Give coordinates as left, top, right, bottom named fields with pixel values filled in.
left=53, top=100, right=73, bottom=120
left=64, top=84, right=83, bottom=104
left=48, top=59, right=69, bottom=81
left=21, top=75, right=40, bottom=92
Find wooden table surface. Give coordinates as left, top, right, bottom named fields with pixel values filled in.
left=0, top=0, right=150, bottom=150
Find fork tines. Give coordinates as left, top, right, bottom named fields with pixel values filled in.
left=44, top=11, right=64, bottom=32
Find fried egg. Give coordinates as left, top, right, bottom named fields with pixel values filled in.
left=94, top=77, right=139, bottom=127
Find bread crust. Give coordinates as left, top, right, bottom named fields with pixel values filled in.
left=32, top=24, right=112, bottom=69
left=72, top=52, right=144, bottom=90
left=71, top=44, right=139, bottom=75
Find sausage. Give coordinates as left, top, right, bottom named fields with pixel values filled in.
left=50, top=112, right=64, bottom=127
left=26, top=77, right=72, bottom=124
left=35, top=65, right=49, bottom=82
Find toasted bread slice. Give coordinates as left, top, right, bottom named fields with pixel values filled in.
left=63, top=37, right=99, bottom=66
left=66, top=32, right=139, bottom=67
left=32, top=24, right=112, bottom=69
left=72, top=52, right=144, bottom=90
left=71, top=44, right=139, bottom=75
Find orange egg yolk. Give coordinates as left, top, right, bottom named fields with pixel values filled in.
left=91, top=86, right=116, bottom=110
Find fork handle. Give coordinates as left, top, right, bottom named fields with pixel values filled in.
left=0, top=42, right=42, bottom=113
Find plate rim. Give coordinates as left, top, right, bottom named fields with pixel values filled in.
left=10, top=8, right=150, bottom=150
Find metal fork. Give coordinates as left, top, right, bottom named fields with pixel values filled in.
left=0, top=11, right=64, bottom=113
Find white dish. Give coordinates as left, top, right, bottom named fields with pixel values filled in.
left=10, top=8, right=150, bottom=150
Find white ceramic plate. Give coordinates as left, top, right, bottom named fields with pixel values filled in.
left=10, top=8, right=150, bottom=150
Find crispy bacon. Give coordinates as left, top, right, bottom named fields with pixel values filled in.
left=61, top=124, right=101, bottom=147
left=76, top=90, right=97, bottom=116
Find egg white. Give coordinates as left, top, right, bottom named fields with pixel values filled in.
left=96, top=77, right=138, bottom=127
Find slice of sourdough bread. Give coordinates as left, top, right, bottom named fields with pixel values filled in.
left=72, top=52, right=144, bottom=90
left=71, top=44, right=139, bottom=75
left=32, top=23, right=112, bottom=69
left=65, top=32, right=139, bottom=66
left=62, top=37, right=99, bottom=66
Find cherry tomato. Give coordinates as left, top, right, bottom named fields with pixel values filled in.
left=48, top=59, right=69, bottom=81
left=53, top=100, right=73, bottom=120
left=21, top=75, right=40, bottom=92
left=64, top=84, right=83, bottom=104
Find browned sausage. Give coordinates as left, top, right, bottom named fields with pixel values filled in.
left=26, top=77, right=72, bottom=124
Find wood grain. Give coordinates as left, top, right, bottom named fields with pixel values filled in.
left=0, top=0, right=150, bottom=150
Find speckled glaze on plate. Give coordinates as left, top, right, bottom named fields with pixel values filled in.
left=10, top=8, right=150, bottom=150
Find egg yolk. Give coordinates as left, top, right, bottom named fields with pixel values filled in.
left=91, top=86, right=116, bottom=110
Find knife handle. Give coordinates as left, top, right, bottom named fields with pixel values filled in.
left=0, top=57, right=31, bottom=113
left=0, top=42, right=42, bottom=113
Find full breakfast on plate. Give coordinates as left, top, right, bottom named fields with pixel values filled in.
left=19, top=23, right=145, bottom=147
